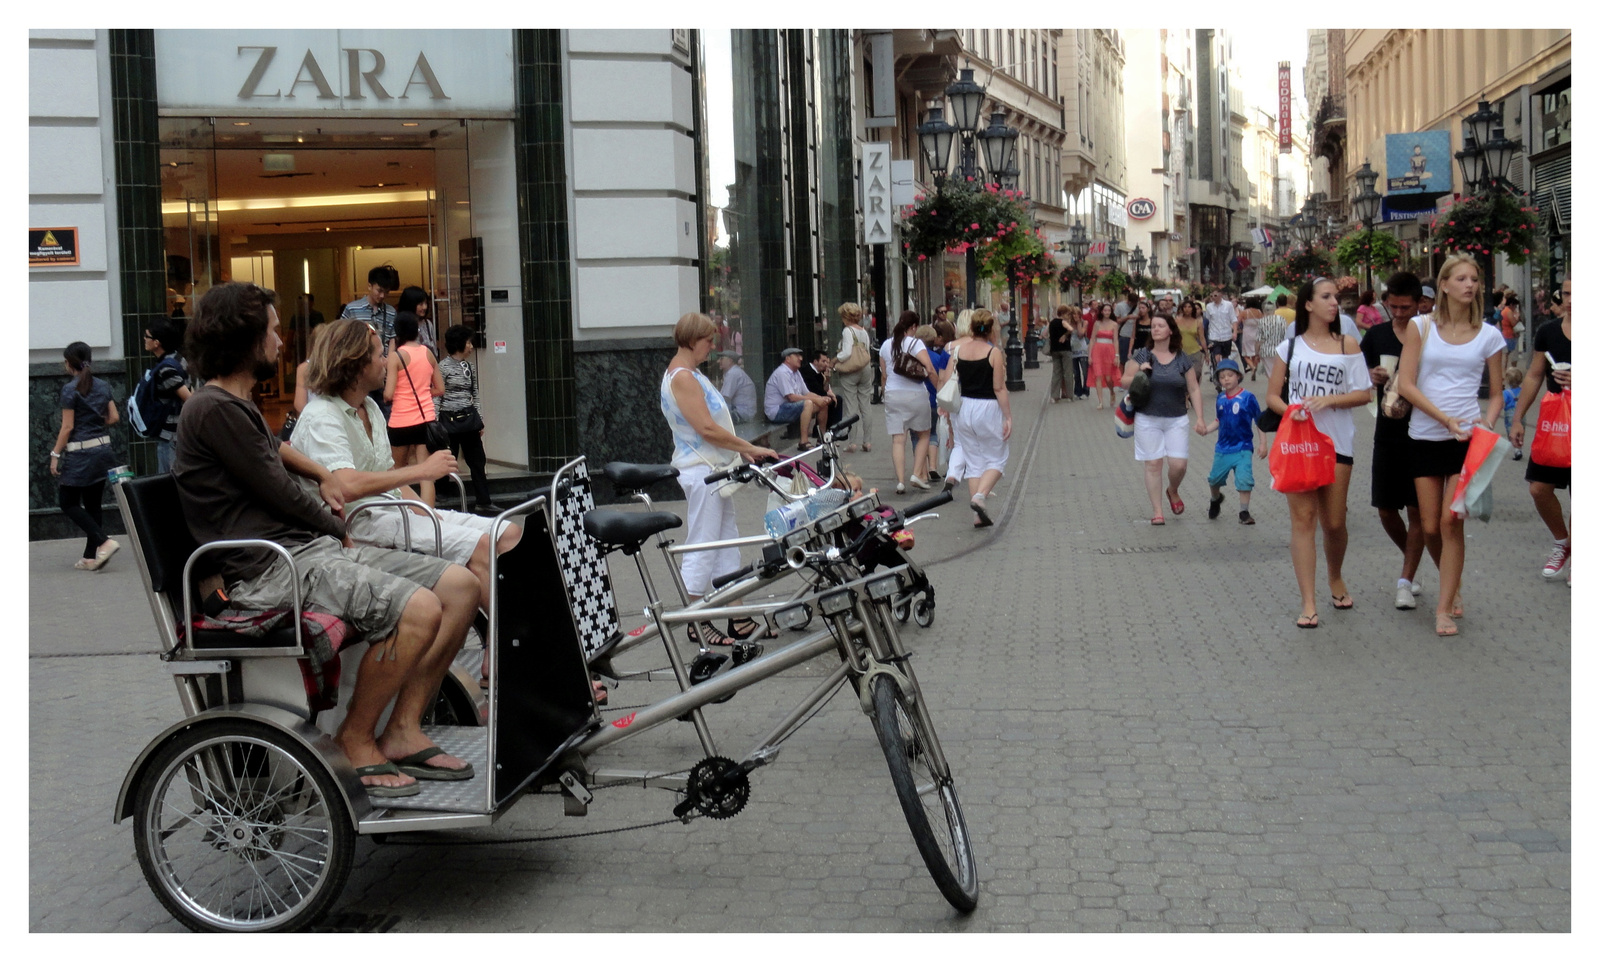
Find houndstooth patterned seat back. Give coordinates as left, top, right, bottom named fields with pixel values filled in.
left=549, top=458, right=621, bottom=663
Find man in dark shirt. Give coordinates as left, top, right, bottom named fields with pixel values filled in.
left=174, top=281, right=481, bottom=797
left=1362, top=271, right=1432, bottom=610
left=800, top=349, right=840, bottom=425
left=1047, top=306, right=1073, bottom=402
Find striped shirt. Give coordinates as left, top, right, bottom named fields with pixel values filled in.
left=338, top=296, right=396, bottom=356
left=438, top=356, right=478, bottom=414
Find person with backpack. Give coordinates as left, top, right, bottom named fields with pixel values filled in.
left=49, top=342, right=121, bottom=570
left=132, top=319, right=191, bottom=472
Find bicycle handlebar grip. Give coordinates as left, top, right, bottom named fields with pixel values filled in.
left=831, top=413, right=860, bottom=432
left=705, top=467, right=733, bottom=483
left=902, top=490, right=954, bottom=517
left=710, top=563, right=755, bottom=590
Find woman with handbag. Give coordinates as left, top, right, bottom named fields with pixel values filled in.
left=1395, top=254, right=1506, bottom=636
left=1266, top=277, right=1375, bottom=628
left=1508, top=276, right=1571, bottom=585
left=440, top=324, right=494, bottom=514
left=879, top=310, right=937, bottom=494
left=1121, top=314, right=1209, bottom=526
left=943, top=309, right=1012, bottom=527
left=384, top=312, right=445, bottom=507
left=831, top=301, right=874, bottom=453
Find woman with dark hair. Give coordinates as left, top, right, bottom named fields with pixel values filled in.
left=440, top=324, right=494, bottom=514
left=1355, top=289, right=1383, bottom=334
left=1174, top=299, right=1206, bottom=376
left=878, top=310, right=937, bottom=494
left=384, top=311, right=444, bottom=506
left=1122, top=314, right=1208, bottom=525
left=1087, top=302, right=1122, bottom=409
left=48, top=341, right=121, bottom=569
left=1395, top=254, right=1505, bottom=636
left=1265, top=278, right=1374, bottom=628
left=1131, top=301, right=1154, bottom=354
left=396, top=286, right=436, bottom=354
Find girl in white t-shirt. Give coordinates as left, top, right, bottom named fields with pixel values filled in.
left=1395, top=254, right=1505, bottom=638
left=1266, top=277, right=1375, bottom=629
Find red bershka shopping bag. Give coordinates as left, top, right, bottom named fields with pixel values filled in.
left=1530, top=388, right=1571, bottom=468
left=1270, top=404, right=1337, bottom=493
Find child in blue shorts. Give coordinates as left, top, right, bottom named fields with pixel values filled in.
left=1206, top=359, right=1266, bottom=524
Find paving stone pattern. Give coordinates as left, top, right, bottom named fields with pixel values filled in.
left=29, top=364, right=1570, bottom=931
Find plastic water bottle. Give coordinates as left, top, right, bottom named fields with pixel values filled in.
left=763, top=500, right=812, bottom=539
left=804, top=488, right=849, bottom=519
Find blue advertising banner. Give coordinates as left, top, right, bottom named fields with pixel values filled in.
left=1385, top=130, right=1453, bottom=195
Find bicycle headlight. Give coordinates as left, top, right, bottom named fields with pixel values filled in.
left=773, top=603, right=811, bottom=631
left=817, top=587, right=855, bottom=616
left=849, top=497, right=877, bottom=520
left=782, top=527, right=812, bottom=551
left=816, top=507, right=846, bottom=534
left=866, top=573, right=901, bottom=600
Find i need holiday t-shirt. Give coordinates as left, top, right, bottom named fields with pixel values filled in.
left=1275, top=335, right=1373, bottom=457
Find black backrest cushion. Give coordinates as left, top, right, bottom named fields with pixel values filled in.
left=121, top=474, right=198, bottom=600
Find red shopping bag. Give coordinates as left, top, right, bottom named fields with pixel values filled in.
left=1530, top=389, right=1571, bottom=468
left=1269, top=405, right=1337, bottom=493
left=1449, top=426, right=1512, bottom=520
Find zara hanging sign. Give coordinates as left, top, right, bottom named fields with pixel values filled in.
left=154, top=30, right=514, bottom=115
left=862, top=142, right=893, bottom=245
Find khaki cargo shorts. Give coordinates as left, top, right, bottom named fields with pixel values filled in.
left=225, top=536, right=454, bottom=643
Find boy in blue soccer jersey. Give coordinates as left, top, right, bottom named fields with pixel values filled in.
left=1206, top=359, right=1266, bottom=525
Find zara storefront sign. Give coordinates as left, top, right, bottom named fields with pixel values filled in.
left=862, top=142, right=893, bottom=245
left=153, top=31, right=514, bottom=115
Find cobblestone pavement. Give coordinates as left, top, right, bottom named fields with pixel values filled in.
left=30, top=360, right=1570, bottom=932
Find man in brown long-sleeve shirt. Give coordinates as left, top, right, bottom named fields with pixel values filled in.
left=173, top=282, right=479, bottom=798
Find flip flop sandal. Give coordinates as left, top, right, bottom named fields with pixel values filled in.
left=1296, top=614, right=1319, bottom=629
left=728, top=617, right=779, bottom=641
left=687, top=621, right=735, bottom=647
left=354, top=761, right=421, bottom=797
left=1435, top=614, right=1459, bottom=637
left=1167, top=491, right=1185, bottom=515
left=1150, top=516, right=1166, bottom=526
left=394, top=746, right=475, bottom=781
left=1331, top=594, right=1355, bottom=610
left=971, top=498, right=993, bottom=527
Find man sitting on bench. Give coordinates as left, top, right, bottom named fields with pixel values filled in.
left=173, top=282, right=479, bottom=797
left=290, top=318, right=519, bottom=616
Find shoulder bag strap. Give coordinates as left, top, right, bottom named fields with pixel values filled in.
left=399, top=347, right=427, bottom=413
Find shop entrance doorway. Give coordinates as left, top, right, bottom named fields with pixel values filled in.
left=159, top=116, right=476, bottom=430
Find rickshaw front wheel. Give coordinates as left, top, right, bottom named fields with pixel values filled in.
left=133, top=720, right=355, bottom=932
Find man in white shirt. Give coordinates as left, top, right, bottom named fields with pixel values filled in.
left=291, top=318, right=520, bottom=614
left=1203, top=288, right=1239, bottom=369
left=764, top=346, right=831, bottom=443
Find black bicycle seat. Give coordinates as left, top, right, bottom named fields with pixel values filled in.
left=603, top=462, right=680, bottom=491
left=582, top=508, right=683, bottom=553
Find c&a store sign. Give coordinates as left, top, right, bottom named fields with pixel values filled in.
left=154, top=30, right=514, bottom=116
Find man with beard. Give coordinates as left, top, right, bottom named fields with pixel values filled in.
left=173, top=282, right=481, bottom=797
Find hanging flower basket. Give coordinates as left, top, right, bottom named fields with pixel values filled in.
left=1430, top=191, right=1540, bottom=266
left=900, top=180, right=1034, bottom=263
left=1263, top=244, right=1336, bottom=290
left=1097, top=268, right=1131, bottom=299
left=1333, top=229, right=1405, bottom=276
left=1058, top=260, right=1100, bottom=293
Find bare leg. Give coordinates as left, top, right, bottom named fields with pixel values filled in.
left=911, top=430, right=930, bottom=480
left=1435, top=474, right=1467, bottom=624
left=1414, top=475, right=1460, bottom=633
left=377, top=564, right=480, bottom=772
left=1401, top=504, right=1427, bottom=583
left=975, top=468, right=1003, bottom=499
left=1165, top=457, right=1189, bottom=503
left=335, top=590, right=439, bottom=791
left=1319, top=462, right=1353, bottom=601
left=1529, top=481, right=1570, bottom=540
left=1286, top=489, right=1321, bottom=620
left=1377, top=507, right=1410, bottom=553
left=1143, top=459, right=1165, bottom=518
left=891, top=431, right=908, bottom=484
left=799, top=400, right=815, bottom=444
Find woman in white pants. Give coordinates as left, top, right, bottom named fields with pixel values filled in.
left=661, top=312, right=777, bottom=647
left=944, top=309, right=1012, bottom=527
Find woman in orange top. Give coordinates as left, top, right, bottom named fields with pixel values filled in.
left=385, top=311, right=445, bottom=506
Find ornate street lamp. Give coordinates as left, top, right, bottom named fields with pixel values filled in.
left=1455, top=128, right=1485, bottom=196
left=1480, top=116, right=1523, bottom=191
left=1351, top=159, right=1383, bottom=295
left=915, top=102, right=957, bottom=179
left=945, top=68, right=987, bottom=148
left=1129, top=245, right=1147, bottom=281
left=978, top=110, right=1019, bottom=182
left=1462, top=100, right=1497, bottom=158
left=1067, top=220, right=1091, bottom=307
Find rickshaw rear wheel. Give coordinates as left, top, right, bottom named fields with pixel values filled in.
left=133, top=719, right=354, bottom=932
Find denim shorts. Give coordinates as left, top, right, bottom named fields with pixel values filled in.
left=769, top=400, right=805, bottom=423
left=1207, top=449, right=1255, bottom=491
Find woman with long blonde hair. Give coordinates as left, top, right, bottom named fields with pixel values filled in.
left=1395, top=254, right=1505, bottom=637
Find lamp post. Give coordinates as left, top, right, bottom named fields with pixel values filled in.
left=1129, top=245, right=1148, bottom=294
left=915, top=69, right=1000, bottom=311
left=1350, top=159, right=1382, bottom=296
left=1068, top=220, right=1090, bottom=306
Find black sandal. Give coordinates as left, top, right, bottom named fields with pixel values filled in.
left=728, top=616, right=779, bottom=641
left=685, top=621, right=735, bottom=648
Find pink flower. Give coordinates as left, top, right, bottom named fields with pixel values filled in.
left=971, top=222, right=980, bottom=230
left=918, top=254, right=927, bottom=261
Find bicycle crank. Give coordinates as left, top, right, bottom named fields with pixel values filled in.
left=673, top=756, right=751, bottom=821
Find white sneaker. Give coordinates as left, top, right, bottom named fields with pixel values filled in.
left=1542, top=541, right=1570, bottom=580
left=909, top=475, right=930, bottom=491
left=1395, top=585, right=1417, bottom=610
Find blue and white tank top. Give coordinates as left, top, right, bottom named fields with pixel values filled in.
left=660, top=366, right=738, bottom=470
